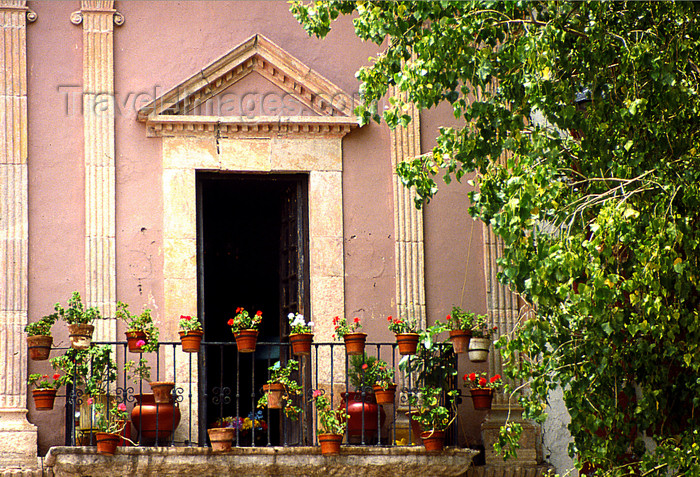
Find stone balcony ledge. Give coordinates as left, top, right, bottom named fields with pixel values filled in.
left=44, top=445, right=477, bottom=476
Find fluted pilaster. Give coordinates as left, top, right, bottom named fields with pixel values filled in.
left=388, top=86, right=426, bottom=329
left=0, top=0, right=39, bottom=470
left=72, top=1, right=122, bottom=339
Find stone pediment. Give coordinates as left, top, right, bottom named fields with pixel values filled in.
left=137, top=34, right=360, bottom=137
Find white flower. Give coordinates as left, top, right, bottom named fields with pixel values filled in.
left=292, top=316, right=305, bottom=327
left=307, top=321, right=314, bottom=328
left=288, top=313, right=295, bottom=320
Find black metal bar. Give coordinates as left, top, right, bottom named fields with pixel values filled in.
left=251, top=347, right=256, bottom=447
left=171, top=343, right=177, bottom=446
left=392, top=343, right=397, bottom=447
left=235, top=345, right=240, bottom=447
left=188, top=350, right=193, bottom=446
left=59, top=339, right=416, bottom=451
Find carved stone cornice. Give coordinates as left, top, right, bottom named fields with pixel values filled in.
left=145, top=115, right=358, bottom=138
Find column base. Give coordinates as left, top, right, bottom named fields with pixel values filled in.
left=481, top=409, right=543, bottom=466
left=467, top=463, right=555, bottom=477
left=0, top=409, right=38, bottom=471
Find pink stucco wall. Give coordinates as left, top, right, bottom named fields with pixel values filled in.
left=26, top=1, right=486, bottom=452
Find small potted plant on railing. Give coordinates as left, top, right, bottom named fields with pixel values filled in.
left=257, top=360, right=302, bottom=420
left=90, top=398, right=130, bottom=455
left=116, top=301, right=159, bottom=353
left=387, top=315, right=420, bottom=355
left=25, top=312, right=58, bottom=361
left=178, top=314, right=203, bottom=352
left=370, top=359, right=396, bottom=405
left=464, top=372, right=503, bottom=410
left=469, top=315, right=496, bottom=362
left=333, top=316, right=365, bottom=355
left=125, top=357, right=174, bottom=405
left=228, top=307, right=262, bottom=353
left=408, top=386, right=458, bottom=452
left=55, top=291, right=100, bottom=350
left=288, top=312, right=314, bottom=355
left=447, top=306, right=474, bottom=354
left=312, top=389, right=349, bottom=455
left=28, top=373, right=63, bottom=411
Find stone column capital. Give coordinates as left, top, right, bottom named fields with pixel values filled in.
left=70, top=0, right=123, bottom=26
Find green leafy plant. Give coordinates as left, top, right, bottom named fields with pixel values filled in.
left=471, top=315, right=496, bottom=339
left=55, top=291, right=100, bottom=325
left=387, top=315, right=418, bottom=334
left=408, top=386, right=458, bottom=433
left=124, top=358, right=151, bottom=383
left=28, top=373, right=63, bottom=390
left=347, top=354, right=378, bottom=390
left=257, top=360, right=302, bottom=420
left=50, top=345, right=117, bottom=397
left=227, top=307, right=262, bottom=333
left=288, top=312, right=313, bottom=334
left=447, top=307, right=474, bottom=332
left=24, top=313, right=58, bottom=336
left=399, top=322, right=456, bottom=390
left=89, top=397, right=129, bottom=434
left=291, top=1, right=700, bottom=471
left=311, top=390, right=348, bottom=435
left=332, top=316, right=361, bottom=339
left=116, top=301, right=159, bottom=353
left=369, top=359, right=395, bottom=390
left=178, top=314, right=202, bottom=334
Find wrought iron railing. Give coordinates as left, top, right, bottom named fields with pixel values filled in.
left=57, top=340, right=462, bottom=449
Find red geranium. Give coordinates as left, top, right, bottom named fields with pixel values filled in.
left=464, top=372, right=503, bottom=390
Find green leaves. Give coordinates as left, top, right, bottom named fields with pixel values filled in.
left=292, top=0, right=700, bottom=472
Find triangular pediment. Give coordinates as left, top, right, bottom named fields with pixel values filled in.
left=138, top=34, right=360, bottom=137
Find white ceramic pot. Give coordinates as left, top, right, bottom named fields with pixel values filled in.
left=468, top=337, right=491, bottom=362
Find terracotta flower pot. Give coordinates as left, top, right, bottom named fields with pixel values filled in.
left=95, top=431, right=120, bottom=455
left=32, top=388, right=57, bottom=411
left=372, top=384, right=397, bottom=405
left=150, top=381, right=175, bottom=404
left=421, top=430, right=446, bottom=452
left=395, top=333, right=419, bottom=355
left=343, top=332, right=367, bottom=356
left=262, top=383, right=285, bottom=409
left=234, top=329, right=258, bottom=353
left=468, top=337, right=491, bottom=362
left=27, top=335, right=53, bottom=361
left=68, top=323, right=94, bottom=350
left=289, top=332, right=313, bottom=356
left=208, top=427, right=234, bottom=452
left=340, top=392, right=385, bottom=444
left=131, top=393, right=180, bottom=444
left=406, top=411, right=424, bottom=444
left=125, top=330, right=148, bottom=353
left=318, top=433, right=343, bottom=455
left=471, top=388, right=493, bottom=410
left=449, top=329, right=471, bottom=354
left=179, top=329, right=203, bottom=353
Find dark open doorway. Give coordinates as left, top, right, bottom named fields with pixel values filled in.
left=197, top=172, right=309, bottom=446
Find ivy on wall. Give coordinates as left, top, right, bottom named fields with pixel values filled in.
left=291, top=1, right=700, bottom=474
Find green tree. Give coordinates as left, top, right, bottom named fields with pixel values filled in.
left=291, top=2, right=700, bottom=475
